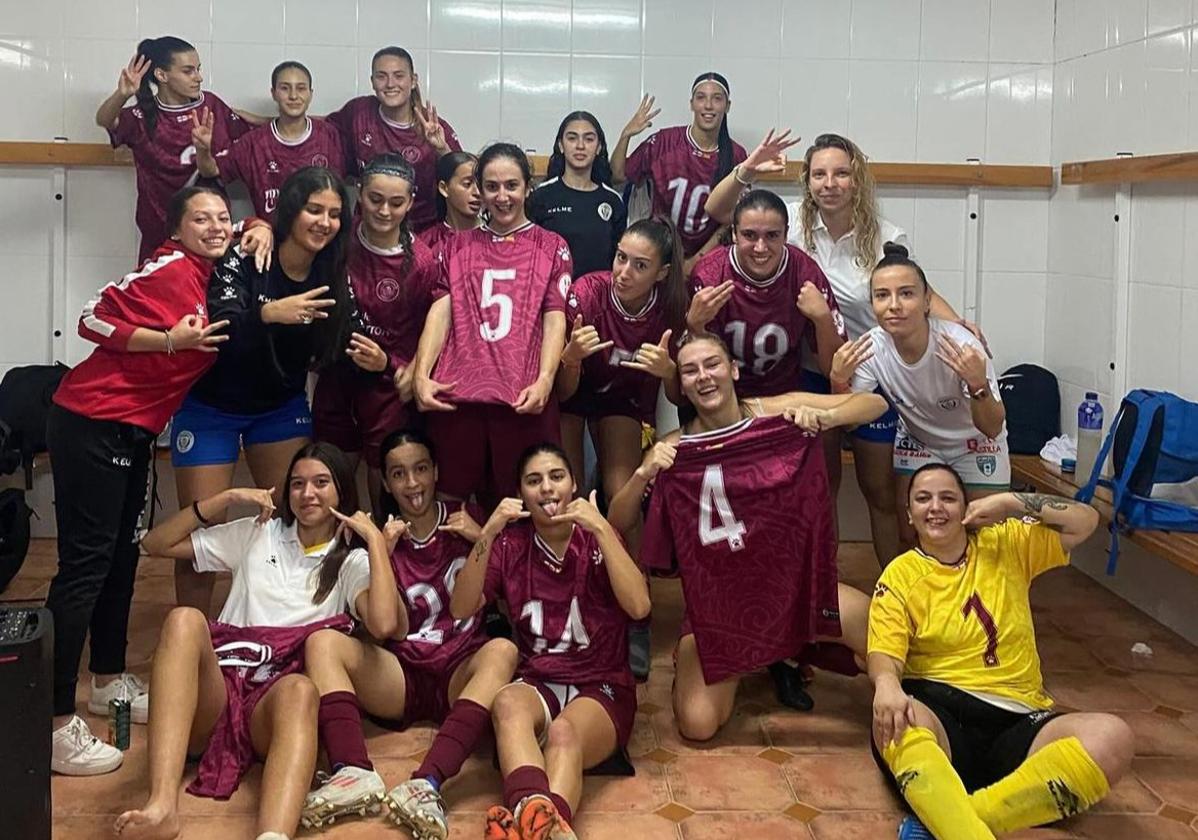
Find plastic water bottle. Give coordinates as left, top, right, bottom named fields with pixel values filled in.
left=1076, top=392, right=1104, bottom=482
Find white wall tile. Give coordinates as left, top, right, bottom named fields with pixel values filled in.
left=500, top=53, right=570, bottom=146
left=926, top=268, right=965, bottom=312
left=780, top=59, right=850, bottom=141
left=713, top=0, right=782, bottom=59
left=290, top=45, right=358, bottom=116
left=1148, top=0, right=1193, bottom=36
left=63, top=38, right=142, bottom=142
left=876, top=188, right=917, bottom=239
left=1047, top=185, right=1116, bottom=279
left=1054, top=0, right=1109, bottom=61
left=138, top=0, right=213, bottom=41
left=911, top=191, right=966, bottom=270
left=430, top=0, right=502, bottom=51
left=1139, top=29, right=1190, bottom=154
left=1130, top=183, right=1188, bottom=288
left=502, top=0, right=572, bottom=54
left=571, top=0, right=641, bottom=56
left=919, top=0, right=989, bottom=63
left=847, top=60, right=918, bottom=160
left=207, top=42, right=283, bottom=117
left=1183, top=194, right=1198, bottom=290
left=986, top=64, right=1052, bottom=164
left=990, top=0, right=1055, bottom=64
left=0, top=169, right=57, bottom=256
left=284, top=0, right=357, bottom=45
left=850, top=0, right=921, bottom=61
left=64, top=256, right=143, bottom=366
left=915, top=62, right=988, bottom=162
left=982, top=194, right=1050, bottom=272
left=1107, top=0, right=1149, bottom=48
left=1178, top=290, right=1198, bottom=400
left=644, top=0, right=713, bottom=58
left=0, top=255, right=54, bottom=366
left=64, top=0, right=135, bottom=40
left=979, top=271, right=1046, bottom=372
left=66, top=169, right=138, bottom=258
left=428, top=50, right=500, bottom=148
left=212, top=0, right=283, bottom=45
left=708, top=57, right=779, bottom=150
left=781, top=0, right=851, bottom=59
left=1044, top=273, right=1116, bottom=393
left=358, top=0, right=430, bottom=49
left=0, top=38, right=65, bottom=140
left=0, top=1, right=62, bottom=37
left=1126, top=283, right=1182, bottom=392
left=569, top=55, right=643, bottom=146
left=642, top=57, right=713, bottom=128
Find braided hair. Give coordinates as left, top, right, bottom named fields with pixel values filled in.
left=361, top=153, right=418, bottom=276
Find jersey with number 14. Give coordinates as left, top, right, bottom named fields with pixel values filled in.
left=625, top=126, right=747, bottom=257
left=432, top=223, right=572, bottom=405
left=869, top=519, right=1068, bottom=710
left=641, top=415, right=841, bottom=683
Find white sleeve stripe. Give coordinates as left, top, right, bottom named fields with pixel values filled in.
left=80, top=250, right=187, bottom=337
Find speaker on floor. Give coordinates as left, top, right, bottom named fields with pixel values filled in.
left=0, top=605, right=52, bottom=839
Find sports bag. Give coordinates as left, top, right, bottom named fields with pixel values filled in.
left=0, top=363, right=69, bottom=486
left=998, top=364, right=1060, bottom=455
left=0, top=488, right=33, bottom=592
left=1076, top=389, right=1198, bottom=573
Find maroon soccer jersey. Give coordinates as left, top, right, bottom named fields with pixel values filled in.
left=624, top=125, right=747, bottom=257
left=327, top=96, right=462, bottom=232
left=385, top=501, right=488, bottom=673
left=560, top=271, right=669, bottom=424
left=213, top=117, right=346, bottom=220
left=431, top=222, right=572, bottom=406
left=640, top=415, right=841, bottom=684
left=418, top=221, right=464, bottom=269
left=484, top=520, right=634, bottom=687
left=108, top=92, right=250, bottom=263
left=348, top=222, right=440, bottom=373
left=690, top=244, right=844, bottom=398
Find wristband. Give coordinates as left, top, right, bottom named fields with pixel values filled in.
left=193, top=500, right=212, bottom=526
left=733, top=164, right=753, bottom=187
left=967, top=384, right=990, bottom=400
left=163, top=330, right=175, bottom=355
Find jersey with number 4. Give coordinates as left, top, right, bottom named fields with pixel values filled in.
left=869, top=519, right=1068, bottom=710
left=432, top=223, right=572, bottom=405
left=385, top=501, right=487, bottom=673
left=691, top=244, right=844, bottom=397
left=625, top=126, right=747, bottom=257
left=640, top=415, right=841, bottom=683
left=484, top=520, right=634, bottom=688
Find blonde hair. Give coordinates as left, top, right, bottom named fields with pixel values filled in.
left=799, top=134, right=881, bottom=271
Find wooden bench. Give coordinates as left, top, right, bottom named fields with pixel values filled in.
left=1010, top=454, right=1198, bottom=576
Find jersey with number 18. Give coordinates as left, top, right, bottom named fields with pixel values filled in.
left=431, top=222, right=572, bottom=405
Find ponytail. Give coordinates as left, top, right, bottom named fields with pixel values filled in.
left=434, top=150, right=478, bottom=223
left=361, top=153, right=418, bottom=276
left=623, top=216, right=687, bottom=339
left=135, top=36, right=195, bottom=138
left=691, top=71, right=734, bottom=187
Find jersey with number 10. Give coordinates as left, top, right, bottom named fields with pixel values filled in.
left=432, top=223, right=572, bottom=405
left=868, top=518, right=1068, bottom=710
left=624, top=126, right=747, bottom=257
left=641, top=415, right=841, bottom=683
left=483, top=520, right=634, bottom=688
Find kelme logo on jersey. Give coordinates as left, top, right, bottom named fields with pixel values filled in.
left=597, top=202, right=612, bottom=221
left=873, top=582, right=890, bottom=599
left=376, top=277, right=400, bottom=302
left=267, top=160, right=279, bottom=173
left=175, top=430, right=195, bottom=454
left=976, top=455, right=997, bottom=477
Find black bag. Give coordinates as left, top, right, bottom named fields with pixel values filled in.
left=0, top=488, right=33, bottom=593
left=998, top=364, right=1060, bottom=455
left=0, top=363, right=70, bottom=486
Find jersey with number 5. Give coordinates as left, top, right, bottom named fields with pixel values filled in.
left=868, top=518, right=1068, bottom=710
left=384, top=501, right=487, bottom=673
left=691, top=244, right=844, bottom=397
left=483, top=520, right=634, bottom=688
left=641, top=415, right=841, bottom=683
left=432, top=223, right=572, bottom=405
left=625, top=126, right=747, bottom=257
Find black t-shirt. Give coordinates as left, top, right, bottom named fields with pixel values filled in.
left=527, top=177, right=627, bottom=278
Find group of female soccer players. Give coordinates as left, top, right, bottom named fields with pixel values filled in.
left=39, top=35, right=1133, bottom=840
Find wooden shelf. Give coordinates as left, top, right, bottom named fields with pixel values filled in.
left=1060, top=151, right=1198, bottom=185
left=0, top=141, right=1053, bottom=189
left=1011, top=454, right=1198, bottom=577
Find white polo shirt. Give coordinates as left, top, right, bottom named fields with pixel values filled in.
left=192, top=517, right=372, bottom=627
left=786, top=202, right=909, bottom=341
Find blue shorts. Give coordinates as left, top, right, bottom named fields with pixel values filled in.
left=171, top=394, right=312, bottom=467
left=799, top=370, right=898, bottom=444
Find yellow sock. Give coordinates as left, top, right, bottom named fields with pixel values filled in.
left=970, top=736, right=1109, bottom=834
left=882, top=727, right=996, bottom=840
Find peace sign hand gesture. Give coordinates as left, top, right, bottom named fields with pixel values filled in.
left=117, top=54, right=151, bottom=99
left=414, top=100, right=450, bottom=153
left=621, top=94, right=661, bottom=141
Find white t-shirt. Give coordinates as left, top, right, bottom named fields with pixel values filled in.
left=192, top=517, right=372, bottom=627
left=786, top=201, right=909, bottom=341
left=851, top=318, right=1006, bottom=453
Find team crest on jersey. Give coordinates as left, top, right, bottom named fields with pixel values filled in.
left=267, top=160, right=280, bottom=173
left=265, top=188, right=280, bottom=214
left=873, top=582, right=890, bottom=599
left=175, top=430, right=195, bottom=454
left=938, top=398, right=960, bottom=411
left=311, top=153, right=329, bottom=167
left=832, top=310, right=846, bottom=336
left=376, top=277, right=401, bottom=302
left=558, top=273, right=572, bottom=300
left=976, top=455, right=997, bottom=477
left=597, top=202, right=612, bottom=221
left=400, top=145, right=422, bottom=164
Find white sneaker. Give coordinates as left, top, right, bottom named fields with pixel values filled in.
left=301, top=766, right=386, bottom=828
left=386, top=777, right=449, bottom=839
left=255, top=834, right=290, bottom=840
left=51, top=715, right=123, bottom=775
left=87, top=673, right=149, bottom=724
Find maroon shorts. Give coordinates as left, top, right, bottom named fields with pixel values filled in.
left=312, top=370, right=410, bottom=468
left=425, top=402, right=560, bottom=500
left=391, top=639, right=485, bottom=726
left=518, top=677, right=637, bottom=749
left=560, top=386, right=656, bottom=426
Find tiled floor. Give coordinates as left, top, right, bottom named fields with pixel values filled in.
left=11, top=538, right=1198, bottom=839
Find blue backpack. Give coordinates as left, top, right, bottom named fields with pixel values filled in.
left=1076, top=390, right=1198, bottom=573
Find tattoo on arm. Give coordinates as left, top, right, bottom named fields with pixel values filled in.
left=469, top=537, right=490, bottom=565
left=1014, top=493, right=1074, bottom=514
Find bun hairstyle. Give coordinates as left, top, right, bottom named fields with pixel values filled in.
left=546, top=110, right=613, bottom=186
left=434, top=150, right=478, bottom=222
left=622, top=216, right=687, bottom=338
left=361, top=153, right=418, bottom=274
left=691, top=72, right=735, bottom=188
left=371, top=46, right=423, bottom=113
left=135, top=36, right=196, bottom=137
left=871, top=241, right=929, bottom=293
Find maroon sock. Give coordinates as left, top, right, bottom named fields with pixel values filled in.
left=317, top=691, right=373, bottom=771
left=412, top=698, right=491, bottom=785
left=798, top=642, right=862, bottom=677
left=503, top=764, right=550, bottom=811
left=549, top=792, right=573, bottom=823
